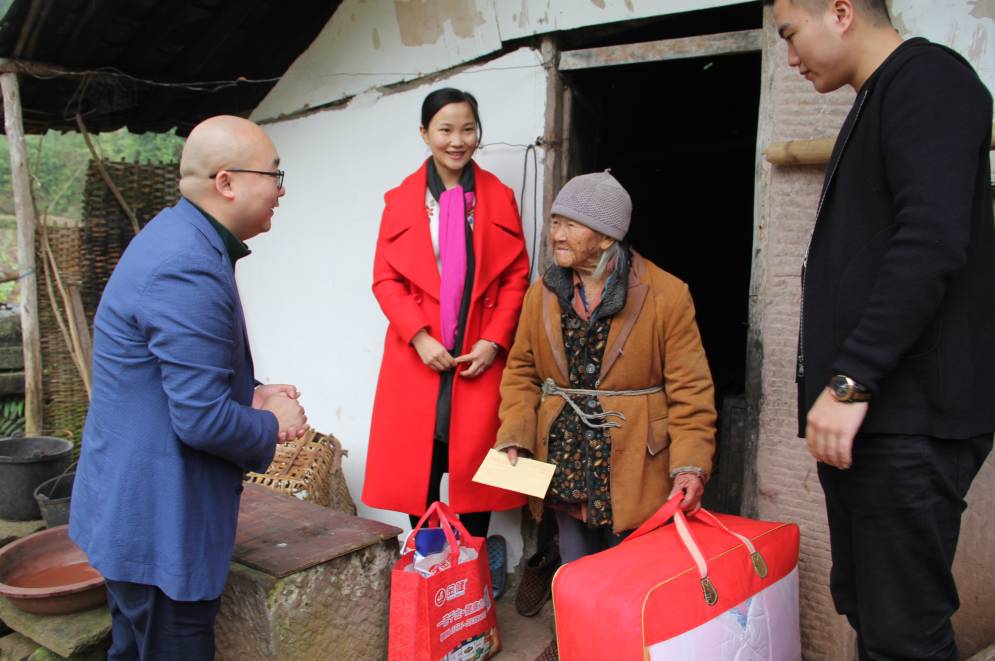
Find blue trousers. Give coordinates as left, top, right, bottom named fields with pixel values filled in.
left=105, top=579, right=221, bottom=660
left=818, top=432, right=992, bottom=661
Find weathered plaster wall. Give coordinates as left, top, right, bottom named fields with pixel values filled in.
left=756, top=2, right=995, bottom=657
left=237, top=47, right=547, bottom=570
left=251, top=0, right=502, bottom=121
left=252, top=0, right=751, bottom=122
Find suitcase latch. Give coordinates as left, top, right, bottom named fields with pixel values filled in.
left=700, top=577, right=718, bottom=606
left=751, top=551, right=769, bottom=579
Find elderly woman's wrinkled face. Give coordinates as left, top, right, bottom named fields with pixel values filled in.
left=549, top=214, right=614, bottom=273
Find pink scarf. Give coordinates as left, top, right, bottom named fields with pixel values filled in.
left=438, top=189, right=475, bottom=350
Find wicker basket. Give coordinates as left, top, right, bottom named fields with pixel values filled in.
left=244, top=429, right=356, bottom=515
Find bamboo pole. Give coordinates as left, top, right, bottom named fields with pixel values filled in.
left=1, top=71, right=43, bottom=434
left=765, top=124, right=995, bottom=166
left=75, top=113, right=140, bottom=235
left=68, top=285, right=92, bottom=380
left=763, top=137, right=837, bottom=166
left=37, top=215, right=91, bottom=398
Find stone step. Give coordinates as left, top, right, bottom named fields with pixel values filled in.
left=0, top=631, right=37, bottom=661
left=0, top=372, right=24, bottom=396
left=0, top=601, right=109, bottom=659
left=0, top=347, right=23, bottom=371
left=0, top=631, right=107, bottom=661
left=0, top=520, right=43, bottom=551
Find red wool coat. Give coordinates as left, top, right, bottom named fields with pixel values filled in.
left=363, top=162, right=530, bottom=515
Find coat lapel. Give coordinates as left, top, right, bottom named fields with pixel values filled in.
left=600, top=253, right=648, bottom=380
left=541, top=286, right=570, bottom=382
left=470, top=163, right=525, bottom=302
left=175, top=198, right=254, bottom=388
left=380, top=164, right=442, bottom=299
left=383, top=162, right=524, bottom=304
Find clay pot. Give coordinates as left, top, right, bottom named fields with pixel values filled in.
left=0, top=525, right=105, bottom=615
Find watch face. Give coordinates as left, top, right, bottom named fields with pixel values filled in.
left=830, top=375, right=851, bottom=400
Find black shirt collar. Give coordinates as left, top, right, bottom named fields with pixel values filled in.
left=186, top=198, right=251, bottom=266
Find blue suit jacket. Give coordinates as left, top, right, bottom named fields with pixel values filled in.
left=70, top=198, right=277, bottom=601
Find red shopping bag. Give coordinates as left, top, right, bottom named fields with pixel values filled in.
left=553, top=495, right=800, bottom=660
left=388, top=501, right=500, bottom=661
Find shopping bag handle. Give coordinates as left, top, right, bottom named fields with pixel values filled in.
left=624, top=494, right=770, bottom=606
left=404, top=501, right=472, bottom=565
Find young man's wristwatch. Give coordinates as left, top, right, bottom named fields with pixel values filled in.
left=828, top=374, right=872, bottom=403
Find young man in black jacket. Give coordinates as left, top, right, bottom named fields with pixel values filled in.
left=766, top=0, right=995, bottom=658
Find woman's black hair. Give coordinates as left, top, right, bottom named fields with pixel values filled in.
left=420, top=88, right=482, bottom=142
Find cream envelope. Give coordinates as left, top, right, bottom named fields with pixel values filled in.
left=471, top=448, right=556, bottom=498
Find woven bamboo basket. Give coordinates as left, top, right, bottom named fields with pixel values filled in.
left=244, top=429, right=356, bottom=515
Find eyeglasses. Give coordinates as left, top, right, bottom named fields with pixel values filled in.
left=210, top=168, right=284, bottom=188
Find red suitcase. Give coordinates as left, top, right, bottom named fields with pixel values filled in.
left=552, top=495, right=801, bottom=659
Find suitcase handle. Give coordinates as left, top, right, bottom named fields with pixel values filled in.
left=624, top=494, right=770, bottom=606
left=404, top=501, right=473, bottom=566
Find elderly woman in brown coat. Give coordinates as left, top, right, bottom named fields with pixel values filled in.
left=496, top=171, right=716, bottom=573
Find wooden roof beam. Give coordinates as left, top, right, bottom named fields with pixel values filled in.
left=0, top=56, right=96, bottom=77
left=558, top=29, right=762, bottom=71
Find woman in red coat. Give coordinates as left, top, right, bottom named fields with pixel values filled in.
left=363, top=88, right=530, bottom=541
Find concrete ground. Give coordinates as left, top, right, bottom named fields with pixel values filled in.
left=493, top=594, right=555, bottom=660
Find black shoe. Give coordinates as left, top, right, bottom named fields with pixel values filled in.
left=515, top=543, right=560, bottom=617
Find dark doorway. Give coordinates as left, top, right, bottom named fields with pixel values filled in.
left=561, top=21, right=761, bottom=513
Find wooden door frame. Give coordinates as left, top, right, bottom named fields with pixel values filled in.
left=540, top=25, right=771, bottom=517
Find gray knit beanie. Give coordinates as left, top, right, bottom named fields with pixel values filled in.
left=550, top=170, right=631, bottom=240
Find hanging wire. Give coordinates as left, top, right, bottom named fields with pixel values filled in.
left=519, top=144, right=539, bottom=280
left=13, top=59, right=550, bottom=274
left=477, top=140, right=542, bottom=279
left=13, top=61, right=547, bottom=93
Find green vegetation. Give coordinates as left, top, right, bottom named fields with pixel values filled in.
left=0, top=394, right=24, bottom=436
left=0, top=128, right=184, bottom=304
left=0, top=128, right=183, bottom=218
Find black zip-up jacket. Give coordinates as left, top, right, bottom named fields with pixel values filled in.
left=797, top=38, right=995, bottom=439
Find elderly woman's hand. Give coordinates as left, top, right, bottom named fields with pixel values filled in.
left=498, top=446, right=531, bottom=466
left=454, top=339, right=499, bottom=378
left=669, top=472, right=705, bottom=513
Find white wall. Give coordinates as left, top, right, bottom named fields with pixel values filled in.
left=252, top=0, right=751, bottom=122
left=238, top=47, right=547, bottom=569
left=889, top=2, right=995, bottom=188
left=890, top=0, right=993, bottom=88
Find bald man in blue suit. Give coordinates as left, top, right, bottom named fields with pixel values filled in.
left=70, top=116, right=308, bottom=660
